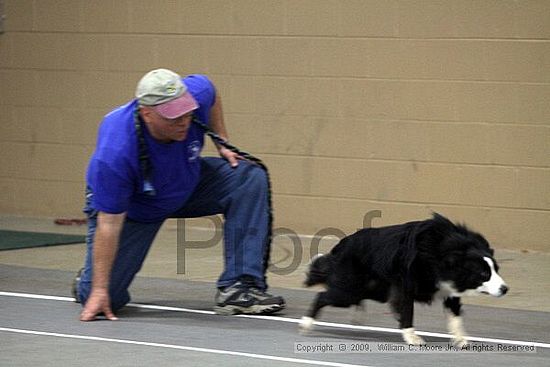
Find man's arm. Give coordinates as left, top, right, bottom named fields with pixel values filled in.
left=79, top=211, right=125, bottom=321
left=209, top=90, right=241, bottom=167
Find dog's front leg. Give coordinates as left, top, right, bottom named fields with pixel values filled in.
left=397, top=291, right=426, bottom=346
left=444, top=297, right=468, bottom=347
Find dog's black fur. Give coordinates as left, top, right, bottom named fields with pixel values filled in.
left=301, top=213, right=508, bottom=345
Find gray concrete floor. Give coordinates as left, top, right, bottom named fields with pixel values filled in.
left=1, top=214, right=549, bottom=311
left=1, top=215, right=549, bottom=366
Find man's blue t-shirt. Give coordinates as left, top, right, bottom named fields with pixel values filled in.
left=86, top=74, right=215, bottom=222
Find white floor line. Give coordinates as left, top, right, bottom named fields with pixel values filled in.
left=0, top=327, right=370, bottom=367
left=2, top=291, right=549, bottom=349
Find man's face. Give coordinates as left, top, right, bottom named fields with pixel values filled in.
left=140, top=106, right=194, bottom=143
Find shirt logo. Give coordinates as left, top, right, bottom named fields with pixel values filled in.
left=188, top=140, right=201, bottom=162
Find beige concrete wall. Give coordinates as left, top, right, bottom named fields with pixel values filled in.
left=0, top=0, right=548, bottom=251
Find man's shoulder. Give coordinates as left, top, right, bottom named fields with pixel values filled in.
left=103, top=100, right=136, bottom=124
left=99, top=101, right=136, bottom=139
left=94, top=101, right=137, bottom=162
left=183, top=74, right=213, bottom=88
left=183, top=74, right=215, bottom=103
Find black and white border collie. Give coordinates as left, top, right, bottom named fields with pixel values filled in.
left=300, top=213, right=508, bottom=346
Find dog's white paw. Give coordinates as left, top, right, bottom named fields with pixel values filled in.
left=452, top=336, right=469, bottom=349
left=299, top=316, right=315, bottom=334
left=402, top=328, right=426, bottom=346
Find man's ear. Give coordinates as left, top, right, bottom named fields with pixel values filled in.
left=139, top=106, right=153, bottom=123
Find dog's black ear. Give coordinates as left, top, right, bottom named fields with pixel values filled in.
left=431, top=212, right=453, bottom=226
left=431, top=212, right=456, bottom=236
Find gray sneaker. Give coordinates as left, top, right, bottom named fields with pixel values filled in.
left=214, top=281, right=286, bottom=315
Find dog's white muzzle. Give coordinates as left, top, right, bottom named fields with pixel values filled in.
left=476, top=257, right=508, bottom=297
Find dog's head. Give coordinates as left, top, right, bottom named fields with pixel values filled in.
left=432, top=214, right=509, bottom=298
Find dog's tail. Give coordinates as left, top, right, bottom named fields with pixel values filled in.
left=304, top=254, right=332, bottom=287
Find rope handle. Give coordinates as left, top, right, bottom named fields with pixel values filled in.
left=192, top=116, right=266, bottom=169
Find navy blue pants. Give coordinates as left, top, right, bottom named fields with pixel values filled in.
left=77, top=157, right=270, bottom=311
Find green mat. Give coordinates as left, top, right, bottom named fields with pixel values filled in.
left=0, top=230, right=86, bottom=251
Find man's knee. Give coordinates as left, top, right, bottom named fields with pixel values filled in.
left=244, top=164, right=268, bottom=190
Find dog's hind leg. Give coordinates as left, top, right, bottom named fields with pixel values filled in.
left=300, top=291, right=332, bottom=334
left=350, top=300, right=367, bottom=325
left=444, top=297, right=468, bottom=347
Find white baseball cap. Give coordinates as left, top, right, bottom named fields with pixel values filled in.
left=135, top=69, right=198, bottom=119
